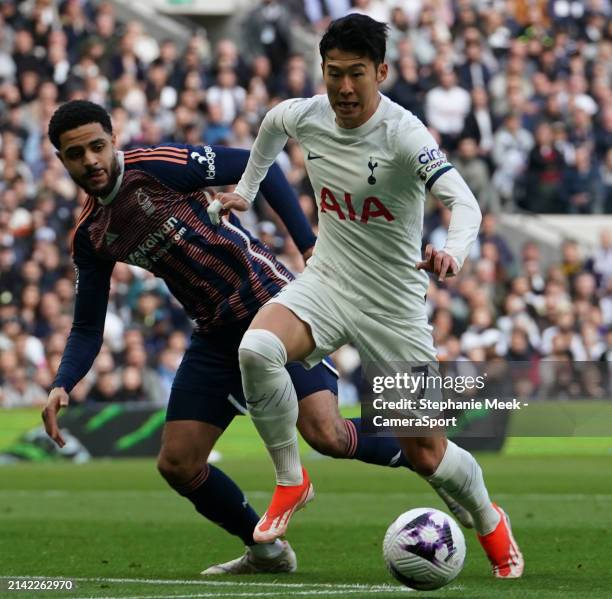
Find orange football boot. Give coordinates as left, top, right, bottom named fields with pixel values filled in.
left=253, top=467, right=314, bottom=543
left=477, top=503, right=524, bottom=578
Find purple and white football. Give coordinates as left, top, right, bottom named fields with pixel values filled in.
left=383, top=507, right=466, bottom=590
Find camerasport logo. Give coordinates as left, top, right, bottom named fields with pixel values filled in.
left=190, top=146, right=216, bottom=180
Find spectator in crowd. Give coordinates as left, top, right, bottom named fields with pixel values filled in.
left=206, top=67, right=246, bottom=126
left=457, top=38, right=494, bottom=92
left=242, top=0, right=292, bottom=72
left=563, top=145, right=602, bottom=214
left=589, top=230, right=612, bottom=289
left=87, top=371, right=119, bottom=403
left=492, top=112, right=534, bottom=208
left=452, top=137, right=498, bottom=212
left=479, top=213, right=513, bottom=268
left=116, top=366, right=149, bottom=402
left=302, top=0, right=351, bottom=31
left=386, top=54, right=424, bottom=120
left=461, top=86, right=495, bottom=161
left=425, top=68, right=471, bottom=151
left=525, top=121, right=565, bottom=213
left=1, top=365, right=47, bottom=407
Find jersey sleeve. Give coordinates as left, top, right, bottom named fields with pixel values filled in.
left=126, top=142, right=315, bottom=253
left=234, top=99, right=304, bottom=202
left=398, top=118, right=481, bottom=271
left=53, top=226, right=115, bottom=393
left=429, top=169, right=482, bottom=270
left=397, top=118, right=454, bottom=191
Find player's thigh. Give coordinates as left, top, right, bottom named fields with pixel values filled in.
left=249, top=303, right=316, bottom=362
left=353, top=312, right=437, bottom=364
left=162, top=332, right=243, bottom=471
left=353, top=312, right=445, bottom=454
left=352, top=312, right=438, bottom=401
left=253, top=267, right=350, bottom=366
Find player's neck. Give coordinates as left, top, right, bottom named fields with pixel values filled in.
left=97, top=151, right=124, bottom=205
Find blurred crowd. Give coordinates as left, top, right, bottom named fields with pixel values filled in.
left=0, top=0, right=611, bottom=408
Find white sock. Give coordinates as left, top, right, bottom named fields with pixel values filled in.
left=239, top=329, right=302, bottom=486
left=249, top=539, right=284, bottom=559
left=427, top=440, right=500, bottom=535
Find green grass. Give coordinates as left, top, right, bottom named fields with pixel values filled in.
left=0, top=409, right=43, bottom=448
left=1, top=452, right=612, bottom=598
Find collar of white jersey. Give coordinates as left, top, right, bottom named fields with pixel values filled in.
left=97, top=151, right=124, bottom=206
left=332, top=93, right=388, bottom=137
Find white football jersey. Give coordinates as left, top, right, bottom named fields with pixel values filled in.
left=236, top=94, right=479, bottom=318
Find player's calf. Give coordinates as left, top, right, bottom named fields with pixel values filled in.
left=298, top=409, right=347, bottom=458
left=158, top=421, right=262, bottom=547
left=398, top=435, right=447, bottom=477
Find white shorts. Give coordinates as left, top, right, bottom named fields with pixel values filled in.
left=267, top=264, right=437, bottom=369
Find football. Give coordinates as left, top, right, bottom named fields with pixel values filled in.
left=383, top=507, right=466, bottom=590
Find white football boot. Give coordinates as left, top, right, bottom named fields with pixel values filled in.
left=201, top=540, right=297, bottom=575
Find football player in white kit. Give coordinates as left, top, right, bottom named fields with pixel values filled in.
left=208, top=14, right=523, bottom=578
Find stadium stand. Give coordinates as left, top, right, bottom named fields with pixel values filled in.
left=0, top=0, right=610, bottom=407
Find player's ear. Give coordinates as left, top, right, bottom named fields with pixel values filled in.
left=111, top=132, right=117, bottom=147
left=376, top=62, right=388, bottom=84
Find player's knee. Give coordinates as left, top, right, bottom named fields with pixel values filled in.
left=157, top=450, right=200, bottom=486
left=238, top=329, right=287, bottom=375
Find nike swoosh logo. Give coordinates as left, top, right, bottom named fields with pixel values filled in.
left=307, top=151, right=324, bottom=160
left=388, top=450, right=402, bottom=467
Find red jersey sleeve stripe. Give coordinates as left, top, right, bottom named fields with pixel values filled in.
left=70, top=196, right=96, bottom=255
left=124, top=154, right=188, bottom=162
left=124, top=155, right=187, bottom=165
left=124, top=147, right=188, bottom=157
left=124, top=145, right=188, bottom=153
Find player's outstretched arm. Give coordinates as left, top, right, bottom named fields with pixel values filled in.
left=42, top=228, right=114, bottom=446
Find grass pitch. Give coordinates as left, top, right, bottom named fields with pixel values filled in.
left=2, top=445, right=612, bottom=599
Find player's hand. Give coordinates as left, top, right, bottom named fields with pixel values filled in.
left=207, top=192, right=249, bottom=225
left=42, top=387, right=69, bottom=448
left=416, top=244, right=458, bottom=281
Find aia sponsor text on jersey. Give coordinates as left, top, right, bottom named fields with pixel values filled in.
left=319, top=186, right=395, bottom=224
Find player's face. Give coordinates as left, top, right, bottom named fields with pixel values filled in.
left=57, top=122, right=120, bottom=196
left=322, top=48, right=388, bottom=129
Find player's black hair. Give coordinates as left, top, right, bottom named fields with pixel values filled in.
left=319, top=14, right=389, bottom=66
left=48, top=100, right=113, bottom=150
